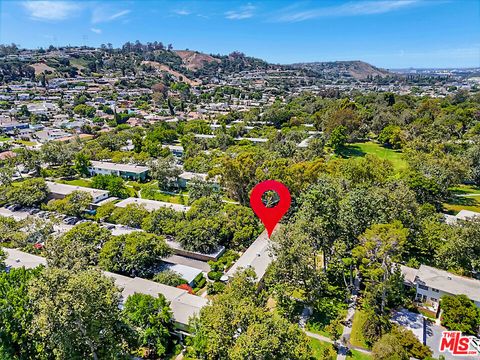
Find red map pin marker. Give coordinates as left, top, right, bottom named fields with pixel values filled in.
left=250, top=180, right=291, bottom=238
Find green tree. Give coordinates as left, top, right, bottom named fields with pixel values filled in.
left=187, top=270, right=311, bottom=360
left=391, top=325, right=432, bottom=359
left=0, top=162, right=15, bottom=186
left=95, top=201, right=116, bottom=222
left=187, top=177, right=215, bottom=204
left=47, top=190, right=92, bottom=217
left=148, top=157, right=181, bottom=190
left=328, top=125, right=347, bottom=153
left=353, top=222, right=408, bottom=314
left=176, top=218, right=222, bottom=254
left=111, top=203, right=149, bottom=228
left=467, top=145, right=480, bottom=185
left=46, top=222, right=111, bottom=270
left=123, top=293, right=175, bottom=357
left=218, top=150, right=264, bottom=205
left=6, top=178, right=49, bottom=207
left=0, top=266, right=43, bottom=359
left=378, top=125, right=404, bottom=149
left=99, top=231, right=172, bottom=277
left=372, top=333, right=408, bottom=360
left=154, top=270, right=188, bottom=287
left=74, top=153, right=91, bottom=176
left=142, top=207, right=180, bottom=236
left=28, top=268, right=128, bottom=360
left=441, top=294, right=480, bottom=335
left=73, top=104, right=96, bottom=117
left=91, top=174, right=128, bottom=198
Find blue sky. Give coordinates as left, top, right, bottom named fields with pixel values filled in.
left=0, top=0, right=479, bottom=68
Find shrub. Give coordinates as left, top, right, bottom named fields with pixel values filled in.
left=194, top=274, right=206, bottom=289
left=154, top=270, right=188, bottom=287
left=207, top=271, right=223, bottom=281
left=207, top=281, right=226, bottom=295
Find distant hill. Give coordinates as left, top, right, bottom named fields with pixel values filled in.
left=0, top=42, right=395, bottom=84
left=291, top=60, right=391, bottom=80
left=174, top=50, right=220, bottom=71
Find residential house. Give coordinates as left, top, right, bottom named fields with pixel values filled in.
left=3, top=248, right=208, bottom=331
left=115, top=197, right=190, bottom=212
left=88, top=161, right=149, bottom=181
left=162, top=144, right=184, bottom=158
left=0, top=120, right=29, bottom=132
left=46, top=181, right=110, bottom=204
left=401, top=264, right=480, bottom=311
left=226, top=230, right=272, bottom=284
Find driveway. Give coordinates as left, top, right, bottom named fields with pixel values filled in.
left=392, top=308, right=474, bottom=360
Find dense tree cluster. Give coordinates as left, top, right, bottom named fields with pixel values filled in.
left=0, top=265, right=177, bottom=359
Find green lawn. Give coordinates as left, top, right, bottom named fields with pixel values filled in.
left=0, top=136, right=11, bottom=142
left=444, top=184, right=480, bottom=214
left=347, top=349, right=372, bottom=360
left=141, top=190, right=188, bottom=204
left=349, top=310, right=369, bottom=350
left=443, top=199, right=480, bottom=214
left=14, top=140, right=37, bottom=146
left=59, top=178, right=92, bottom=187
left=309, top=338, right=336, bottom=359
left=306, top=307, right=346, bottom=338
left=342, top=142, right=407, bottom=172
left=418, top=307, right=437, bottom=320
left=450, top=184, right=480, bottom=195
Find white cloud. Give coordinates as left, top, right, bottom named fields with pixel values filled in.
left=91, top=8, right=131, bottom=24
left=173, top=9, right=191, bottom=16
left=22, top=1, right=80, bottom=21
left=275, top=0, right=419, bottom=22
left=225, top=4, right=256, bottom=20
left=90, top=27, right=102, bottom=34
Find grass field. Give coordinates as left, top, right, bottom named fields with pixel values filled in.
left=0, top=136, right=11, bottom=142
left=309, top=338, right=336, bottom=359
left=140, top=190, right=188, bottom=204
left=450, top=184, right=480, bottom=195
left=349, top=310, right=369, bottom=349
left=444, top=184, right=480, bottom=214
left=59, top=178, right=93, bottom=187
left=347, top=349, right=372, bottom=360
left=342, top=142, right=408, bottom=171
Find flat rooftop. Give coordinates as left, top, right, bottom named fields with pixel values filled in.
left=3, top=248, right=208, bottom=327
left=89, top=160, right=149, bottom=174
left=115, top=197, right=190, bottom=212
left=226, top=230, right=273, bottom=282
left=179, top=171, right=208, bottom=181
left=165, top=238, right=225, bottom=260
left=46, top=181, right=109, bottom=200
left=162, top=263, right=203, bottom=284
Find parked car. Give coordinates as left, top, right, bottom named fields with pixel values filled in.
left=64, top=217, right=79, bottom=225
left=6, top=204, right=21, bottom=211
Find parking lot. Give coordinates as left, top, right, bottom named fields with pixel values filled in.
left=0, top=206, right=140, bottom=243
